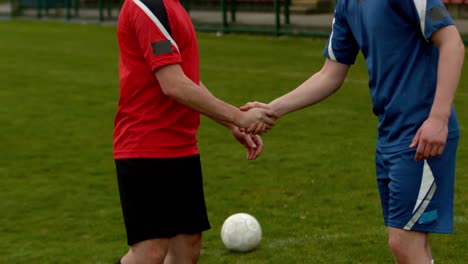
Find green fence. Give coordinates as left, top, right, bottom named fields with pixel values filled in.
left=6, top=0, right=121, bottom=21
left=2, top=0, right=335, bottom=35
left=189, top=0, right=334, bottom=37
left=1, top=0, right=467, bottom=43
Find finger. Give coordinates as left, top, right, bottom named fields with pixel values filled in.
left=261, top=114, right=276, bottom=127
left=251, top=101, right=270, bottom=109
left=245, top=123, right=256, bottom=134
left=240, top=101, right=270, bottom=111
left=251, top=135, right=264, bottom=159
left=254, top=123, right=267, bottom=135
left=246, top=136, right=260, bottom=160
left=249, top=147, right=256, bottom=160
left=243, top=134, right=257, bottom=149
left=409, top=129, right=421, bottom=148
left=246, top=123, right=261, bottom=134
left=429, top=144, right=440, bottom=158
left=256, top=123, right=266, bottom=134
left=252, top=145, right=263, bottom=159
left=247, top=145, right=256, bottom=160
left=422, top=143, right=433, bottom=160
left=437, top=144, right=446, bottom=156
left=239, top=102, right=256, bottom=111
left=415, top=140, right=426, bottom=161
left=265, top=109, right=279, bottom=119
left=243, top=135, right=257, bottom=160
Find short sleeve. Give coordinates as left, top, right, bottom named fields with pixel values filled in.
left=130, top=0, right=182, bottom=72
left=411, top=0, right=455, bottom=40
left=323, top=3, right=359, bottom=65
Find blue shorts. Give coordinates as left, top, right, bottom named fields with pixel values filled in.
left=376, top=137, right=459, bottom=234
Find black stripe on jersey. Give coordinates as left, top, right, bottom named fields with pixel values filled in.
left=140, top=0, right=172, bottom=35
left=151, top=40, right=172, bottom=55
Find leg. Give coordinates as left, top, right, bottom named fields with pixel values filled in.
left=121, top=238, right=170, bottom=264
left=115, top=157, right=210, bottom=264
left=164, top=233, right=202, bottom=264
left=377, top=138, right=458, bottom=263
left=387, top=227, right=431, bottom=264
left=425, top=234, right=433, bottom=262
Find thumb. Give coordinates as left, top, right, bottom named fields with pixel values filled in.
left=239, top=102, right=254, bottom=111
left=409, top=129, right=421, bottom=148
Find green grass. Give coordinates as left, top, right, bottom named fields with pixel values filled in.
left=0, top=20, right=467, bottom=263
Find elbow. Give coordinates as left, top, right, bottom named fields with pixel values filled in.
left=439, top=38, right=465, bottom=67
left=159, top=78, right=190, bottom=102
left=160, top=84, right=183, bottom=100
left=455, top=40, right=465, bottom=69
left=157, top=74, right=183, bottom=99
left=455, top=38, right=465, bottom=58
left=452, top=36, right=465, bottom=61
left=160, top=84, right=175, bottom=97
left=459, top=42, right=465, bottom=61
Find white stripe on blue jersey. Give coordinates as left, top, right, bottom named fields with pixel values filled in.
left=328, top=17, right=337, bottom=61
left=413, top=0, right=428, bottom=39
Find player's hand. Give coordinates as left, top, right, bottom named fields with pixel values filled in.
left=236, top=106, right=278, bottom=135
left=231, top=127, right=264, bottom=160
left=409, top=115, right=449, bottom=161
left=239, top=101, right=278, bottom=134
left=240, top=101, right=271, bottom=112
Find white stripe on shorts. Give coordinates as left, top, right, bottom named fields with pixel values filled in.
left=404, top=161, right=437, bottom=230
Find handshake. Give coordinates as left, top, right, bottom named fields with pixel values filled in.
left=237, top=101, right=278, bottom=135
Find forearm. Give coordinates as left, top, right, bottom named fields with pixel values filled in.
left=199, top=82, right=236, bottom=129
left=270, top=67, right=345, bottom=117
left=157, top=65, right=242, bottom=127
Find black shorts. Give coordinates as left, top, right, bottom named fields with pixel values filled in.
left=115, top=155, right=211, bottom=245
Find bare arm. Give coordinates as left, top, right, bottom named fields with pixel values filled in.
left=240, top=59, right=350, bottom=134
left=198, top=81, right=236, bottom=129
left=429, top=25, right=464, bottom=121
left=410, top=25, right=465, bottom=160
left=269, top=59, right=351, bottom=117
left=155, top=64, right=277, bottom=128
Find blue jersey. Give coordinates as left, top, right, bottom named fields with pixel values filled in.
left=324, top=0, right=459, bottom=152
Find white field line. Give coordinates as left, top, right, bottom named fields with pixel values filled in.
left=201, top=228, right=385, bottom=256
left=202, top=217, right=467, bottom=256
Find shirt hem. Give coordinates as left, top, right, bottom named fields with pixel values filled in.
left=113, top=148, right=199, bottom=159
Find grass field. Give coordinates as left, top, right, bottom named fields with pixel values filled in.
left=0, top=20, right=467, bottom=263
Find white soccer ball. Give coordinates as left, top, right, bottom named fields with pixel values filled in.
left=220, top=213, right=262, bottom=252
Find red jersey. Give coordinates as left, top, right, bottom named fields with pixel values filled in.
left=114, top=0, right=200, bottom=159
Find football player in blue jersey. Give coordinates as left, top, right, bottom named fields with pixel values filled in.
left=242, top=1, right=464, bottom=263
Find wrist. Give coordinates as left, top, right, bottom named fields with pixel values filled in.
left=269, top=102, right=284, bottom=118
left=429, top=109, right=450, bottom=123
left=232, top=110, right=244, bottom=128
